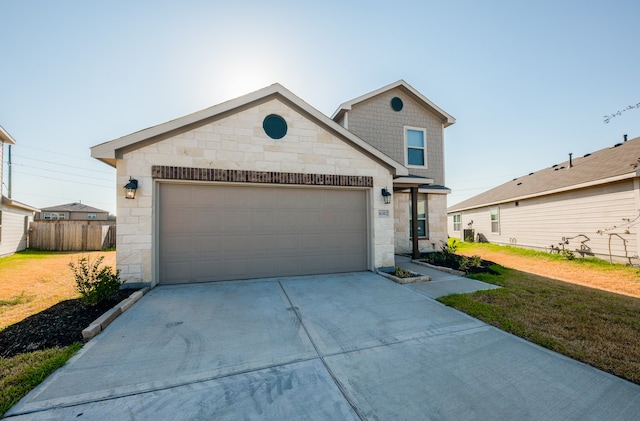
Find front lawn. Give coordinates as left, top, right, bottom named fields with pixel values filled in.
left=438, top=264, right=640, bottom=385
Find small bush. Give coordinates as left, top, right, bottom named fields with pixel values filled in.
left=394, top=267, right=414, bottom=278
left=470, top=255, right=483, bottom=268
left=560, top=249, right=576, bottom=261
left=459, top=256, right=470, bottom=271
left=68, top=256, right=123, bottom=306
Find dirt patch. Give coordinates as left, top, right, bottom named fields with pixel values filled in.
left=0, top=251, right=116, bottom=329
left=457, top=249, right=640, bottom=298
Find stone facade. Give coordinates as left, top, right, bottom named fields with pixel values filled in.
left=115, top=98, right=395, bottom=285
left=393, top=192, right=448, bottom=254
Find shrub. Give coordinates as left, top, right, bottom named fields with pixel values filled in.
left=68, top=256, right=123, bottom=306
left=470, top=255, right=483, bottom=268
left=560, top=249, right=576, bottom=261
left=394, top=267, right=414, bottom=278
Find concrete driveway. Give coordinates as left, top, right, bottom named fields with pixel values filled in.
left=7, top=272, right=640, bottom=420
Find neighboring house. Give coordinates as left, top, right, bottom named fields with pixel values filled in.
left=448, top=135, right=640, bottom=264
left=91, top=81, right=455, bottom=286
left=36, top=202, right=110, bottom=221
left=0, top=126, right=39, bottom=257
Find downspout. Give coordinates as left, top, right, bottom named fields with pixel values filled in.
left=634, top=177, right=640, bottom=261
left=7, top=144, right=12, bottom=198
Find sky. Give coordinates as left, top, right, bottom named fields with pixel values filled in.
left=1, top=0, right=639, bottom=215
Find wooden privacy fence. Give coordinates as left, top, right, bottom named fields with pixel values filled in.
left=29, top=220, right=116, bottom=251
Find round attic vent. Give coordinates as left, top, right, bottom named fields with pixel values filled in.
left=263, top=114, right=287, bottom=139
left=391, top=97, right=403, bottom=112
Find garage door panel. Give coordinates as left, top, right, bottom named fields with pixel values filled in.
left=159, top=184, right=368, bottom=284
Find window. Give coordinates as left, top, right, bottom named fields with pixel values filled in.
left=410, top=194, right=428, bottom=238
left=490, top=208, right=500, bottom=233
left=44, top=212, right=65, bottom=220
left=453, top=214, right=461, bottom=232
left=405, top=128, right=426, bottom=167
left=87, top=213, right=97, bottom=219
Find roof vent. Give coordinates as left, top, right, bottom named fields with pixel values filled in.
left=569, top=153, right=573, bottom=168
left=529, top=172, right=534, bottom=175
left=613, top=143, right=622, bottom=148
left=583, top=153, right=591, bottom=158
left=552, top=164, right=558, bottom=168
left=624, top=134, right=628, bottom=142
left=517, top=182, right=522, bottom=186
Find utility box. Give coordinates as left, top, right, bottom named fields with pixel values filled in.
left=463, top=229, right=475, bottom=242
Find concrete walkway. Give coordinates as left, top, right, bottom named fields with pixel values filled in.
left=6, top=271, right=640, bottom=420
left=394, top=254, right=501, bottom=298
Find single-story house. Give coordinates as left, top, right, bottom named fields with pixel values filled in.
left=0, top=126, right=39, bottom=257
left=91, top=81, right=455, bottom=286
left=448, top=135, right=640, bottom=264
left=36, top=202, right=110, bottom=221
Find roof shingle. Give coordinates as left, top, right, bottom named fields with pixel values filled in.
left=449, top=136, right=640, bottom=212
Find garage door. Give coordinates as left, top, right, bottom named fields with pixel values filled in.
left=158, top=183, right=368, bottom=284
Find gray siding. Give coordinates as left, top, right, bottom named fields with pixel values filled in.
left=448, top=179, right=640, bottom=263
left=345, top=88, right=445, bottom=185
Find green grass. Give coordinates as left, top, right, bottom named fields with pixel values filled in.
left=438, top=264, right=640, bottom=384
left=0, top=292, right=31, bottom=307
left=454, top=240, right=638, bottom=273
left=0, top=343, right=82, bottom=417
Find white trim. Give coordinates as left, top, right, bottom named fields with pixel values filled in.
left=490, top=208, right=500, bottom=234
left=91, top=83, right=408, bottom=176
left=331, top=80, right=455, bottom=127
left=449, top=172, right=640, bottom=212
left=404, top=126, right=428, bottom=169
left=0, top=126, right=16, bottom=145
left=452, top=213, right=462, bottom=232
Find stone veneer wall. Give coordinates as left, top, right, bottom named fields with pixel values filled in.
left=393, top=192, right=448, bottom=254
left=116, top=98, right=395, bottom=285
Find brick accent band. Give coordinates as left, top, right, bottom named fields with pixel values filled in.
left=151, top=166, right=373, bottom=187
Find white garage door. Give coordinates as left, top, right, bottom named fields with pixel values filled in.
left=158, top=183, right=368, bottom=284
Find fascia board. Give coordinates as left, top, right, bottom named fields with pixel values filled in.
left=331, top=80, right=455, bottom=127
left=449, top=172, right=638, bottom=213
left=0, top=126, right=16, bottom=144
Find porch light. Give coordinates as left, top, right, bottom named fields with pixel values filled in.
left=124, top=177, right=138, bottom=199
left=381, top=187, right=392, bottom=205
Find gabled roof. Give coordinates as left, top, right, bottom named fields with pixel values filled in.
left=449, top=136, right=640, bottom=212
left=2, top=196, right=39, bottom=212
left=0, top=125, right=16, bottom=145
left=331, top=80, right=455, bottom=127
left=91, top=83, right=409, bottom=176
left=40, top=202, right=108, bottom=213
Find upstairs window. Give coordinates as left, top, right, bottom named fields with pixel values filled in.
left=405, top=128, right=426, bottom=167
left=87, top=213, right=97, bottom=219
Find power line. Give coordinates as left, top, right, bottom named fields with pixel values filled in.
left=12, top=168, right=115, bottom=189
left=10, top=153, right=115, bottom=175
left=11, top=162, right=115, bottom=181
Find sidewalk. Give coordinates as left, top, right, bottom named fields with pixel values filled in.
left=394, top=255, right=500, bottom=298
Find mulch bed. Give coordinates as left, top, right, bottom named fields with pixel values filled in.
left=419, top=252, right=500, bottom=275
left=0, top=290, right=135, bottom=359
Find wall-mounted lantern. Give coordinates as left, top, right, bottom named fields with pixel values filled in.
left=381, top=187, right=392, bottom=205
left=124, top=177, right=138, bottom=199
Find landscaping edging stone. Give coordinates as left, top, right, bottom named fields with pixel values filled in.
left=377, top=270, right=431, bottom=284
left=410, top=259, right=466, bottom=276
left=82, top=288, right=149, bottom=340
